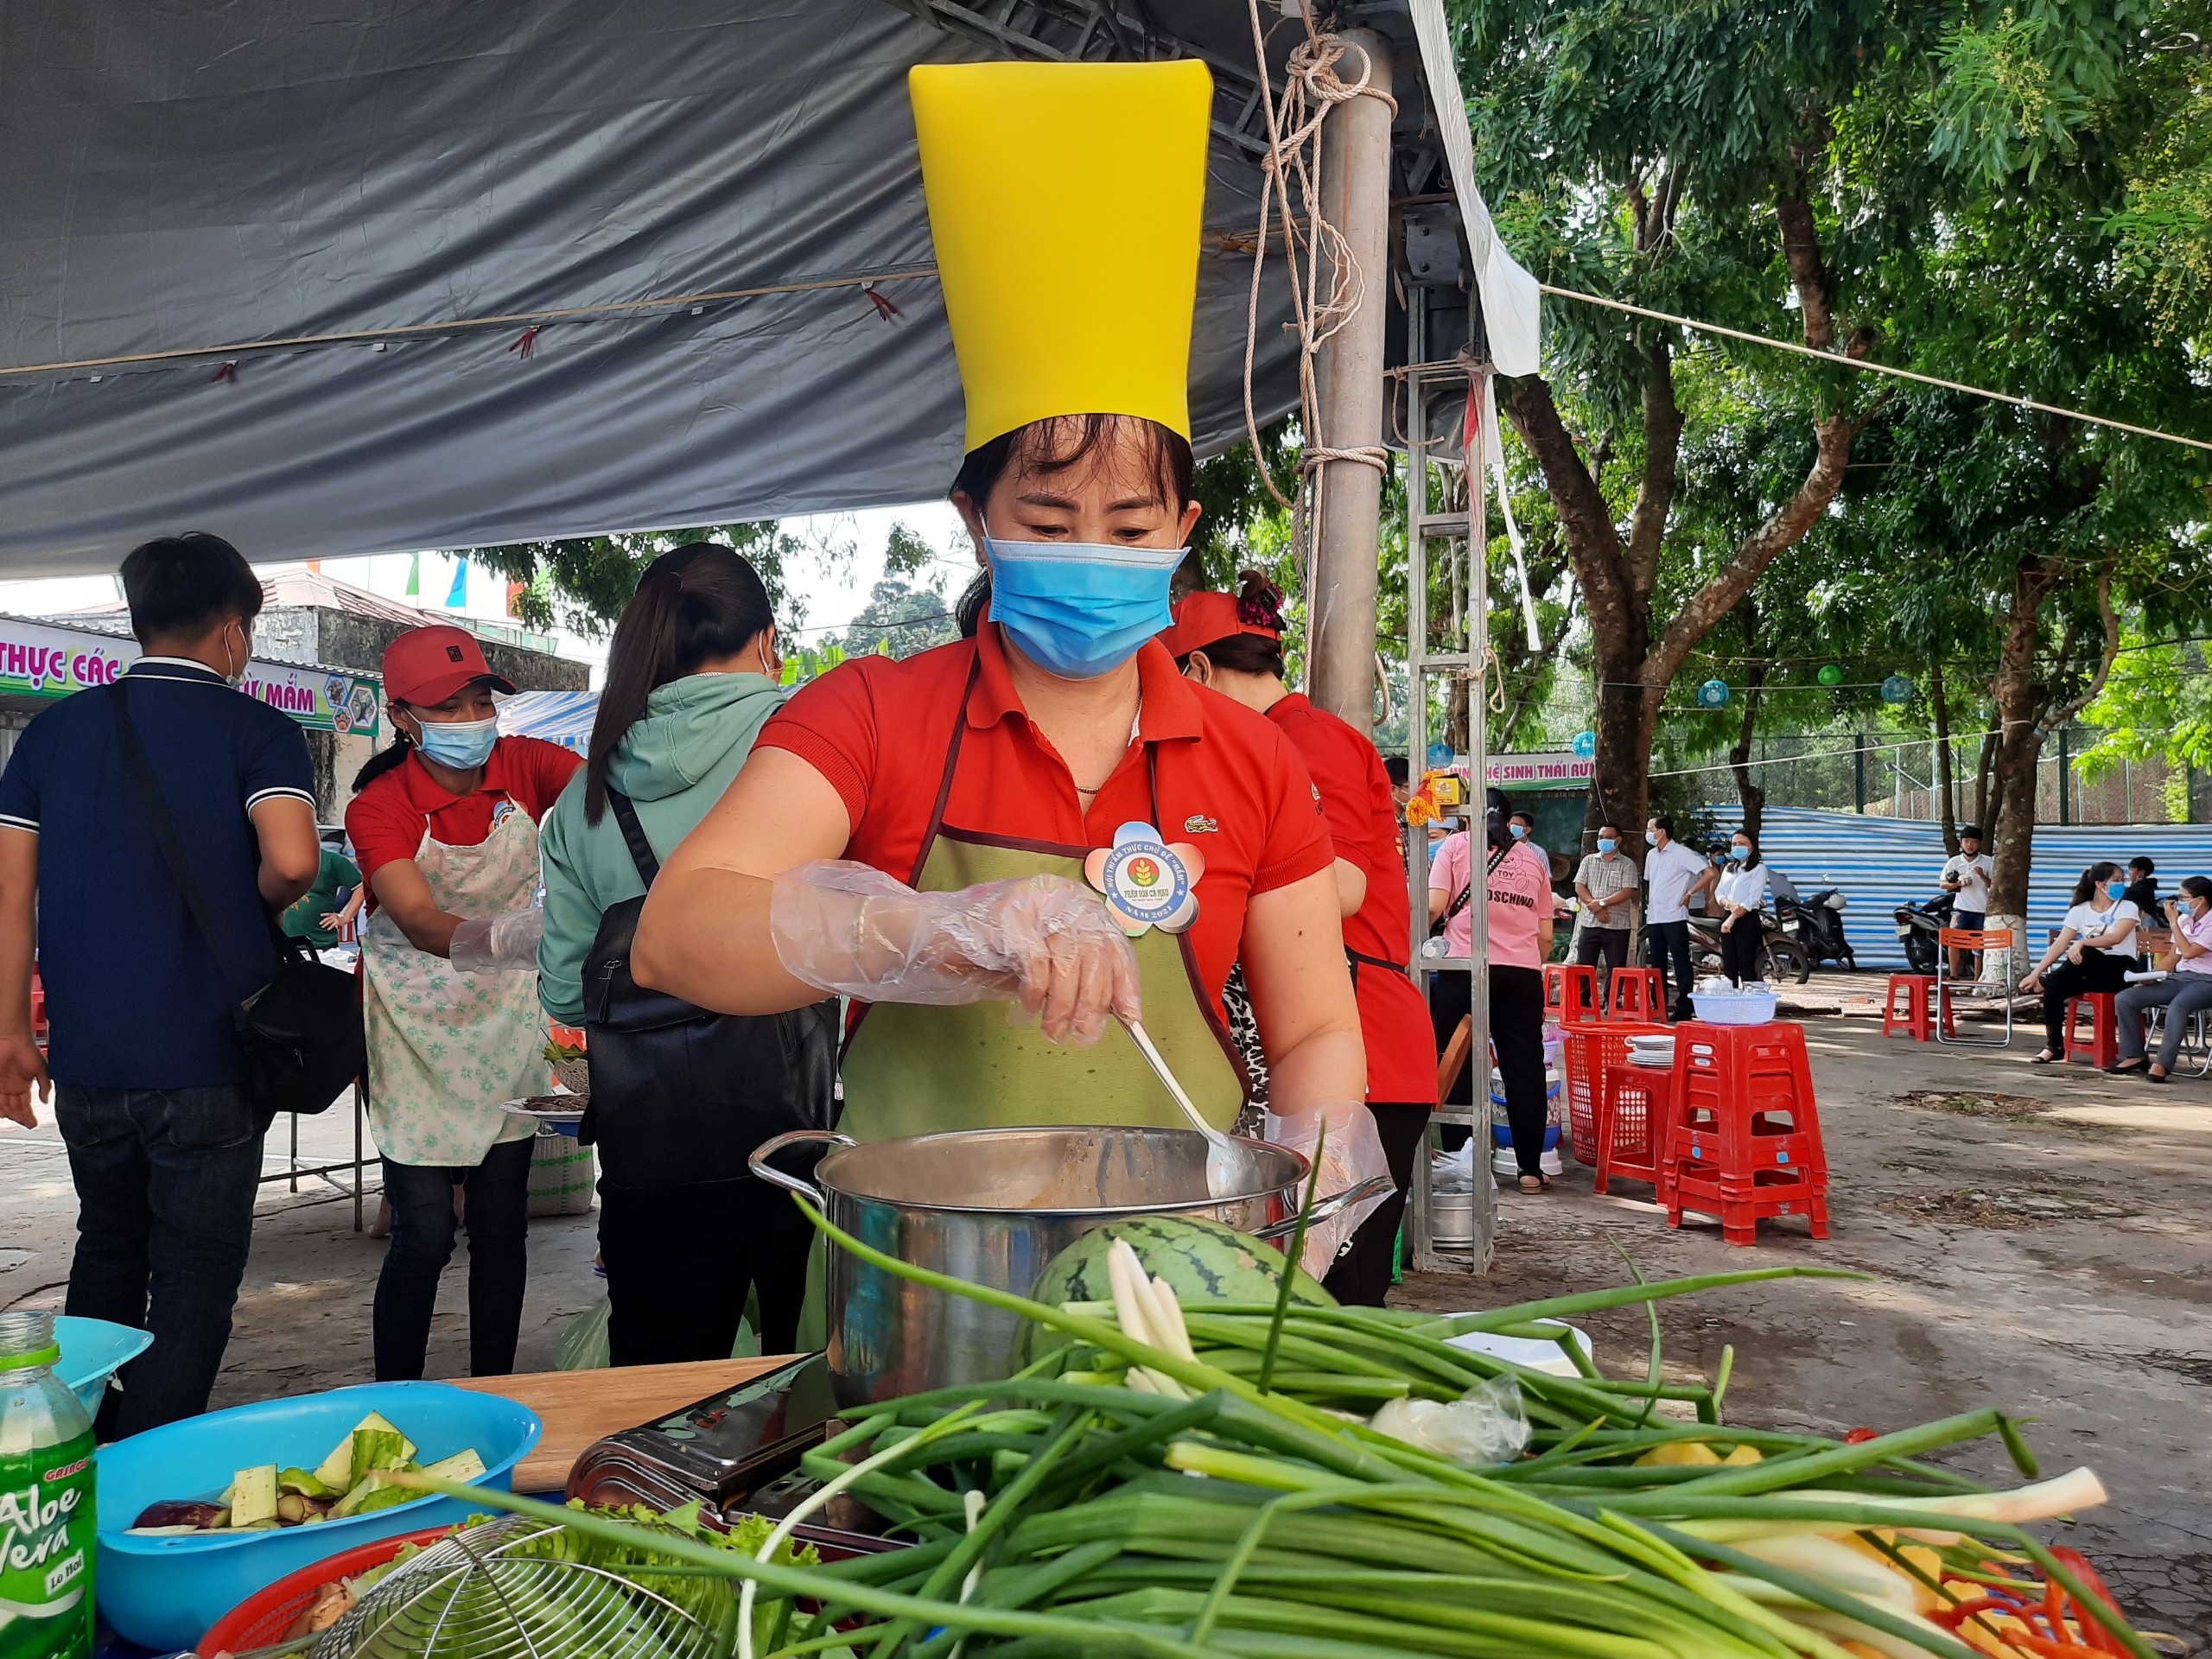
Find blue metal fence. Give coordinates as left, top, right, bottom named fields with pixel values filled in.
left=1698, top=807, right=2212, bottom=969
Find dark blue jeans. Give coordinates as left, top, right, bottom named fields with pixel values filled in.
left=374, top=1137, right=533, bottom=1380
left=1647, top=919, right=1694, bottom=1020
left=54, top=1084, right=262, bottom=1438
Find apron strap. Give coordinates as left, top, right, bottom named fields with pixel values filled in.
left=607, top=787, right=662, bottom=886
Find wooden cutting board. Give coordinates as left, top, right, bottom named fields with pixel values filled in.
left=448, top=1356, right=804, bottom=1493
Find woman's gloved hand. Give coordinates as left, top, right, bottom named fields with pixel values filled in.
left=770, top=861, right=1141, bottom=1045
left=1264, top=1101, right=1392, bottom=1278
left=448, top=908, right=544, bottom=974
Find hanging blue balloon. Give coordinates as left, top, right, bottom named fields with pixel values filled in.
left=1427, top=741, right=1454, bottom=769
left=1572, top=730, right=1597, bottom=759
left=1880, top=673, right=1916, bottom=706
left=1697, top=679, right=1731, bottom=709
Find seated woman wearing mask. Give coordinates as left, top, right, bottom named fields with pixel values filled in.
left=2113, top=874, right=2212, bottom=1081
left=2020, top=861, right=2141, bottom=1065
left=632, top=62, right=1370, bottom=1178
left=345, top=627, right=580, bottom=1379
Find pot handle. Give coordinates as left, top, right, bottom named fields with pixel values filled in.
left=748, top=1128, right=856, bottom=1206
left=1252, top=1173, right=1395, bottom=1243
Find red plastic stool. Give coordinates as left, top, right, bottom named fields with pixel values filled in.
left=1545, top=963, right=1601, bottom=1025
left=2063, top=994, right=2120, bottom=1068
left=1883, top=975, right=1938, bottom=1041
left=1595, top=1059, right=1672, bottom=1201
left=1663, top=1022, right=1829, bottom=1245
left=1606, top=967, right=1665, bottom=1024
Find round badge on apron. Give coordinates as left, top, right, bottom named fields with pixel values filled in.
left=360, top=802, right=546, bottom=1167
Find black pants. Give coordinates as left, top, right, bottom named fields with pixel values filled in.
left=1718, top=920, right=1763, bottom=987
left=1576, top=926, right=1631, bottom=981
left=1647, top=919, right=1694, bottom=1020
left=1491, top=965, right=1549, bottom=1178
left=2037, top=953, right=2133, bottom=1054
left=55, top=1084, right=263, bottom=1437
left=599, top=1179, right=816, bottom=1365
left=1322, top=1101, right=1429, bottom=1307
left=374, top=1136, right=533, bottom=1380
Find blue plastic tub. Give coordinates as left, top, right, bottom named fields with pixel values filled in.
left=53, top=1315, right=154, bottom=1419
left=94, top=1380, right=540, bottom=1651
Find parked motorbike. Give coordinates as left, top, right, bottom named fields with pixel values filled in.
left=1893, top=891, right=1957, bottom=976
left=1641, top=909, right=1811, bottom=985
left=1779, top=887, right=1855, bottom=970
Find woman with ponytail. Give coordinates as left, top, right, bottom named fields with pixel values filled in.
left=537, top=542, right=836, bottom=1363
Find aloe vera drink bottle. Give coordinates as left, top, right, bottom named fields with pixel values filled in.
left=0, top=1313, right=94, bottom=1659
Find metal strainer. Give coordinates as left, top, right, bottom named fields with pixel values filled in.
left=308, top=1514, right=737, bottom=1659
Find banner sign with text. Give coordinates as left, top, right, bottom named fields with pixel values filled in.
left=0, top=617, right=380, bottom=736
left=1484, top=751, right=1594, bottom=786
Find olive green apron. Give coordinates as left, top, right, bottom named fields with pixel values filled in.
left=836, top=664, right=1246, bottom=1141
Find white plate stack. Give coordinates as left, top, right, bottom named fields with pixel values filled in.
left=1626, top=1033, right=1677, bottom=1069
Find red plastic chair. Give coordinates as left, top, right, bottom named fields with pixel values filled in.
left=1544, top=963, right=1601, bottom=1025
left=1606, top=967, right=1664, bottom=1024
left=1883, top=975, right=1937, bottom=1041
left=1663, top=1021, right=1829, bottom=1245
left=1595, top=1058, right=1671, bottom=1201
left=2063, top=994, right=2120, bottom=1068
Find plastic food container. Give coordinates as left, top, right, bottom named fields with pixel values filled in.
left=94, top=1380, right=541, bottom=1651
left=197, top=1527, right=453, bottom=1656
left=53, top=1314, right=154, bottom=1419
left=1690, top=988, right=1779, bottom=1026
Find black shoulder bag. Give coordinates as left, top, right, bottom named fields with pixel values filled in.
left=110, top=685, right=365, bottom=1122
left=579, top=786, right=838, bottom=1191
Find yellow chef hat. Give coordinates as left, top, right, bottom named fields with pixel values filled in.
left=909, top=60, right=1212, bottom=451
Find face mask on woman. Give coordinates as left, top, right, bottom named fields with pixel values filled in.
left=1597, top=837, right=1617, bottom=855
left=1729, top=843, right=1750, bottom=862
left=2106, top=878, right=2128, bottom=901
left=983, top=537, right=1183, bottom=680
left=1509, top=823, right=1529, bottom=840
left=412, top=713, right=499, bottom=770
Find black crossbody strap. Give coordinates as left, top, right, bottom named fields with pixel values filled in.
left=109, top=683, right=247, bottom=1010
left=605, top=787, right=662, bottom=887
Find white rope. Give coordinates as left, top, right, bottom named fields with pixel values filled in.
left=1541, top=283, right=2212, bottom=455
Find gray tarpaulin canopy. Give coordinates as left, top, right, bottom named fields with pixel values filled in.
left=0, top=0, right=1535, bottom=573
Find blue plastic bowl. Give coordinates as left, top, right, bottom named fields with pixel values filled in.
left=94, top=1380, right=541, bottom=1651
left=54, top=1315, right=154, bottom=1419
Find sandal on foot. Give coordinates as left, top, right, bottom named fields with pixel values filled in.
left=2108, top=1058, right=2148, bottom=1075
left=1518, top=1173, right=1550, bottom=1195
left=2030, top=1050, right=2059, bottom=1065
left=2146, top=1068, right=2171, bottom=1084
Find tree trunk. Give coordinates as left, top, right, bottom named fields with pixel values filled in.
left=1590, top=661, right=1660, bottom=841
left=1931, top=657, right=1958, bottom=855
left=1973, top=721, right=1999, bottom=836
left=1986, top=557, right=2062, bottom=918
left=1728, top=660, right=1770, bottom=841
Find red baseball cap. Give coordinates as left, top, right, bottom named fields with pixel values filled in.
left=1161, top=589, right=1281, bottom=661
left=381, top=625, right=516, bottom=707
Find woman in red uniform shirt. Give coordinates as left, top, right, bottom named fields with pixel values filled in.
left=345, top=626, right=580, bottom=1380
left=1166, top=576, right=1436, bottom=1303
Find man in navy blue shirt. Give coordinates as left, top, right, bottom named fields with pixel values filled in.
left=0, top=533, right=321, bottom=1433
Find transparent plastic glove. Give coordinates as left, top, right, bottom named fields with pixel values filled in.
left=769, top=860, right=1141, bottom=1046
left=1262, top=1099, right=1392, bottom=1277
left=1369, top=1376, right=1530, bottom=1465
left=448, top=908, right=543, bottom=973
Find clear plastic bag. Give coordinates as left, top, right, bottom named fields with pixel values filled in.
left=1262, top=1099, right=1393, bottom=1276
left=1369, top=1375, right=1530, bottom=1465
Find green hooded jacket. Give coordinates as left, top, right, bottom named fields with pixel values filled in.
left=537, top=671, right=785, bottom=1022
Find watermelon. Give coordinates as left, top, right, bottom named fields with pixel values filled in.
left=1018, top=1216, right=1336, bottom=1364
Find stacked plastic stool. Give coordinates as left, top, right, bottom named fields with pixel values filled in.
left=1663, top=1021, right=1830, bottom=1245
left=1544, top=963, right=1602, bottom=1026
left=1606, top=967, right=1665, bottom=1024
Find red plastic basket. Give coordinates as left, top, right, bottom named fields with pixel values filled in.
left=1560, top=1021, right=1668, bottom=1165
left=198, top=1528, right=453, bottom=1656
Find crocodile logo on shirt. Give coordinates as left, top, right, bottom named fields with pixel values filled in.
left=1183, top=813, right=1218, bottom=835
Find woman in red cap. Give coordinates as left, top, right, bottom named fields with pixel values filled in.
left=1164, top=575, right=1436, bottom=1304
left=344, top=625, right=580, bottom=1380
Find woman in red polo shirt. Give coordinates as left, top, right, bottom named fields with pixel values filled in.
left=1166, top=575, right=1436, bottom=1303
left=631, top=62, right=1374, bottom=1191
left=344, top=626, right=580, bottom=1380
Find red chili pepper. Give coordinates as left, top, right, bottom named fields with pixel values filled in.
left=1842, top=1427, right=1881, bottom=1444
left=1933, top=1596, right=2018, bottom=1630
left=2048, top=1548, right=2130, bottom=1655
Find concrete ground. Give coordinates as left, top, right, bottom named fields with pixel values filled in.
left=3, top=976, right=2206, bottom=1640
left=1395, top=978, right=2212, bottom=1646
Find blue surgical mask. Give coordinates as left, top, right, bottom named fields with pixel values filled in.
left=1510, top=823, right=1529, bottom=840
left=984, top=537, right=1183, bottom=681
left=414, top=713, right=499, bottom=770
left=2107, top=879, right=2127, bottom=899
left=1729, top=844, right=1750, bottom=861
left=1645, top=830, right=1660, bottom=847
left=1597, top=837, right=1617, bottom=855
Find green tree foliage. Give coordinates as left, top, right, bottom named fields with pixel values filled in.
left=837, top=575, right=959, bottom=662
left=463, top=523, right=808, bottom=636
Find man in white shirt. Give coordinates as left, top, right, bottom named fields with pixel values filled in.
left=1644, top=816, right=1718, bottom=1021
left=1938, top=824, right=1995, bottom=978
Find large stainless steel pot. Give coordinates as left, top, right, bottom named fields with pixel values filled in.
left=749, top=1125, right=1389, bottom=1405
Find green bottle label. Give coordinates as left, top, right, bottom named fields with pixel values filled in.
left=0, top=1427, right=94, bottom=1659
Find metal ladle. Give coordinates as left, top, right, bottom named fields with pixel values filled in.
left=1122, top=1017, right=1268, bottom=1198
